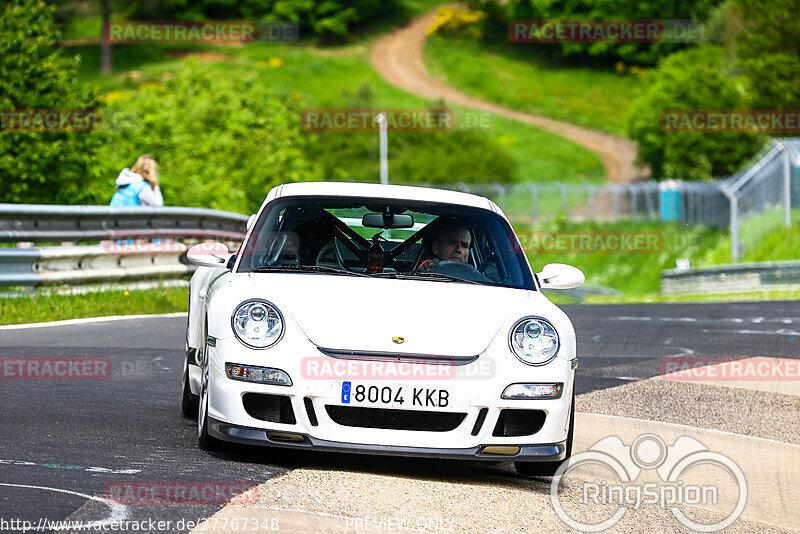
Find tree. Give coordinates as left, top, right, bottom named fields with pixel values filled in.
left=735, top=0, right=800, bottom=110
left=90, top=61, right=322, bottom=212
left=100, top=0, right=111, bottom=74
left=628, top=46, right=761, bottom=180
left=0, top=0, right=100, bottom=204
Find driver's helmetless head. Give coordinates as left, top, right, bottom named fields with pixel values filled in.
left=432, top=226, right=471, bottom=262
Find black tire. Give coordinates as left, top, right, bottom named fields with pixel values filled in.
left=197, top=326, right=223, bottom=452
left=515, top=392, right=574, bottom=477
left=180, top=358, right=198, bottom=418
left=197, top=397, right=222, bottom=452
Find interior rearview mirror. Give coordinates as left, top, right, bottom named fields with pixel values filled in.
left=537, top=263, right=585, bottom=290
left=186, top=241, right=233, bottom=269
left=362, top=212, right=414, bottom=229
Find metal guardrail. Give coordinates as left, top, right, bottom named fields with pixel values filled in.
left=0, top=204, right=248, bottom=242
left=0, top=204, right=248, bottom=287
left=662, top=261, right=800, bottom=295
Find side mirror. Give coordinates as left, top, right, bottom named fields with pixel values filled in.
left=246, top=214, right=257, bottom=231
left=187, top=241, right=233, bottom=269
left=537, top=263, right=585, bottom=290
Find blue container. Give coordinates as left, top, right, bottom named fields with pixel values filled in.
left=660, top=184, right=681, bottom=221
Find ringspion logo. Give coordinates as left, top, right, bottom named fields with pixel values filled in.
left=551, top=433, right=747, bottom=532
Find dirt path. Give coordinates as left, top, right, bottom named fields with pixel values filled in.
left=370, top=6, right=648, bottom=184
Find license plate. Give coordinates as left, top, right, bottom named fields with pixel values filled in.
left=340, top=382, right=451, bottom=409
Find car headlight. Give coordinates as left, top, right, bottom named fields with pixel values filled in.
left=509, top=317, right=559, bottom=365
left=231, top=299, right=284, bottom=349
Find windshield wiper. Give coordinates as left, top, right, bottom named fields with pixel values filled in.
left=252, top=265, right=371, bottom=277
left=373, top=271, right=483, bottom=285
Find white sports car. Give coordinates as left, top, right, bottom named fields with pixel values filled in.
left=182, top=182, right=584, bottom=476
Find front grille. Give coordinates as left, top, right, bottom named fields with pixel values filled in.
left=243, top=393, right=296, bottom=424
left=492, top=409, right=546, bottom=437
left=325, top=406, right=466, bottom=432
left=317, top=347, right=477, bottom=366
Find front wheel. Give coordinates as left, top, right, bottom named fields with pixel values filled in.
left=181, top=342, right=199, bottom=418
left=515, top=392, right=574, bottom=477
left=197, top=334, right=223, bottom=451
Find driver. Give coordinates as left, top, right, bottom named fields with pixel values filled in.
left=418, top=223, right=471, bottom=271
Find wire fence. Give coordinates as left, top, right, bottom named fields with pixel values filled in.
left=419, top=138, right=800, bottom=262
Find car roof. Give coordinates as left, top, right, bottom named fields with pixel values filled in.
left=270, top=182, right=499, bottom=213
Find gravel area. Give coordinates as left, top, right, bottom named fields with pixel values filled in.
left=576, top=378, right=800, bottom=445
left=200, top=377, right=800, bottom=533
left=228, top=465, right=791, bottom=533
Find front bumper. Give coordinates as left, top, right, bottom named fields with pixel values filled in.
left=209, top=417, right=568, bottom=462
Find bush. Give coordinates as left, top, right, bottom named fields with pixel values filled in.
left=508, top=0, right=722, bottom=65
left=0, top=0, right=100, bottom=204
left=305, top=86, right=517, bottom=185
left=627, top=46, right=761, bottom=180
left=427, top=7, right=486, bottom=38
left=130, top=0, right=399, bottom=42
left=735, top=0, right=800, bottom=110
left=91, top=61, right=321, bottom=213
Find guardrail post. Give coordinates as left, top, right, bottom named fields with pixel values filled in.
left=643, top=182, right=656, bottom=219
left=492, top=183, right=506, bottom=211
left=628, top=184, right=638, bottom=220
left=556, top=181, right=567, bottom=214
left=720, top=184, right=738, bottom=262
left=526, top=182, right=538, bottom=223
left=778, top=140, right=792, bottom=227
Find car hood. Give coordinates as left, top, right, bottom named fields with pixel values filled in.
left=247, top=273, right=531, bottom=357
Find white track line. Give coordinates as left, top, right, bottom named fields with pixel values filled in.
left=0, top=312, right=187, bottom=331
left=0, top=482, right=128, bottom=531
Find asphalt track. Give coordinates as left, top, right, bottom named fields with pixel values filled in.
left=0, top=300, right=798, bottom=533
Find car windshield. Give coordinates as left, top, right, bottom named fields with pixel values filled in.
left=237, top=196, right=535, bottom=290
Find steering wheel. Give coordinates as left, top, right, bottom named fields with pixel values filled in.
left=436, top=260, right=493, bottom=282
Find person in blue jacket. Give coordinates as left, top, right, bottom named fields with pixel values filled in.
left=110, top=154, right=163, bottom=207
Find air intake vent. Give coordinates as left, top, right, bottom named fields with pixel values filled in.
left=326, top=406, right=465, bottom=432
left=243, top=393, right=295, bottom=424
left=304, top=397, right=318, bottom=427
left=492, top=409, right=545, bottom=437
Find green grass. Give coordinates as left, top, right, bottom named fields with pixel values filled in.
left=424, top=35, right=644, bottom=136
left=0, top=286, right=187, bottom=325
left=524, top=215, right=800, bottom=298
left=72, top=38, right=606, bottom=184
left=520, top=219, right=728, bottom=294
